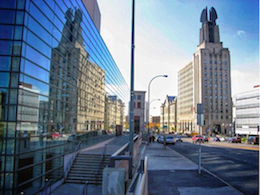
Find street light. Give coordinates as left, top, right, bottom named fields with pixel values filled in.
left=147, top=75, right=168, bottom=141
left=147, top=98, right=160, bottom=126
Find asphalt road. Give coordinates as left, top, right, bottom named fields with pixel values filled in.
left=168, top=141, right=259, bottom=195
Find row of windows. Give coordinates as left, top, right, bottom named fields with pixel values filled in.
left=203, top=60, right=228, bottom=65
left=204, top=65, right=228, bottom=71
left=204, top=71, right=228, bottom=76
left=204, top=77, right=228, bottom=82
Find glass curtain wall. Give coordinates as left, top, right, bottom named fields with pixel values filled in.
left=0, top=0, right=129, bottom=194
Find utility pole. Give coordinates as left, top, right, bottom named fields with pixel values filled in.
left=197, top=103, right=203, bottom=175
left=129, top=0, right=135, bottom=179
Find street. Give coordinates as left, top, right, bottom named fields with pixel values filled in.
left=168, top=140, right=259, bottom=195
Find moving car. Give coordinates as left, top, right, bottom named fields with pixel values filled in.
left=247, top=136, right=259, bottom=145
left=165, top=135, right=175, bottom=145
left=192, top=135, right=204, bottom=143
left=157, top=135, right=175, bottom=145
left=228, top=137, right=241, bottom=143
left=176, top=136, right=183, bottom=142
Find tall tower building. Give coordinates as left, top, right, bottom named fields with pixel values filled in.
left=178, top=7, right=232, bottom=135
left=194, top=7, right=232, bottom=135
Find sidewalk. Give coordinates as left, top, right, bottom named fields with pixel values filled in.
left=52, top=134, right=130, bottom=195
left=146, top=142, right=241, bottom=195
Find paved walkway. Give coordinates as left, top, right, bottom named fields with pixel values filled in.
left=52, top=134, right=129, bottom=195
left=146, top=142, right=241, bottom=195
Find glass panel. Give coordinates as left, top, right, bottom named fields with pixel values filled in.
left=0, top=41, right=12, bottom=55
left=0, top=10, right=15, bottom=24
left=6, top=139, right=15, bottom=154
left=14, top=26, right=23, bottom=40
left=0, top=0, right=16, bottom=9
left=0, top=56, right=11, bottom=71
left=19, top=74, right=49, bottom=96
left=23, top=60, right=49, bottom=83
left=16, top=11, right=24, bottom=25
left=12, top=57, right=20, bottom=71
left=0, top=25, right=14, bottom=39
left=24, top=44, right=50, bottom=71
left=9, top=89, right=17, bottom=104
left=8, top=106, right=16, bottom=121
left=0, top=88, right=8, bottom=104
left=5, top=156, right=14, bottom=171
left=12, top=41, right=22, bottom=55
left=0, top=122, right=7, bottom=138
left=26, top=31, right=51, bottom=59
left=0, top=105, right=8, bottom=120
left=10, top=73, right=19, bottom=87
left=17, top=0, right=25, bottom=9
left=0, top=73, right=9, bottom=87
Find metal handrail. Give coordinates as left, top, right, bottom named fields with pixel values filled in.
left=134, top=156, right=148, bottom=195
left=65, top=141, right=82, bottom=178
left=43, top=179, right=53, bottom=195
left=95, top=144, right=107, bottom=184
left=82, top=181, right=89, bottom=195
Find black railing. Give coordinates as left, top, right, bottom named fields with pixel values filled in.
left=82, top=181, right=89, bottom=195
left=42, top=179, right=53, bottom=195
left=95, top=143, right=107, bottom=185
left=64, top=141, right=82, bottom=179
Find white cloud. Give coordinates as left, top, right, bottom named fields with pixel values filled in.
left=236, top=30, right=246, bottom=37
left=231, top=69, right=260, bottom=97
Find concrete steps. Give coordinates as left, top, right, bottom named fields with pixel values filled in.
left=65, top=153, right=110, bottom=185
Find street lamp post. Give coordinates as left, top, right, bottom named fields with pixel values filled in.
left=147, top=75, right=168, bottom=142
left=129, top=0, right=135, bottom=179
left=147, top=99, right=160, bottom=130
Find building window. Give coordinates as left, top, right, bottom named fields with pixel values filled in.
left=137, top=102, right=141, bottom=108
left=224, top=61, right=227, bottom=65
left=204, top=72, right=207, bottom=75
left=137, top=95, right=141, bottom=100
left=219, top=61, right=222, bottom=64
left=204, top=60, right=207, bottom=63
left=204, top=78, right=207, bottom=81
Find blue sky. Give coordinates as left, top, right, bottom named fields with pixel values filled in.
left=97, top=0, right=259, bottom=116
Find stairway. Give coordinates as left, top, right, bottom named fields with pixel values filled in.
left=65, top=153, right=111, bottom=185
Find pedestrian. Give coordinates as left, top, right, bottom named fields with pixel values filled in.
left=152, top=135, right=155, bottom=143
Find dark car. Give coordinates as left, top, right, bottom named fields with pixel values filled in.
left=228, top=137, right=241, bottom=143
left=213, top=137, right=220, bottom=142
left=247, top=136, right=259, bottom=145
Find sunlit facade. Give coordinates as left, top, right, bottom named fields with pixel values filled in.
left=160, top=95, right=177, bottom=132
left=235, top=89, right=260, bottom=135
left=0, top=0, right=129, bottom=194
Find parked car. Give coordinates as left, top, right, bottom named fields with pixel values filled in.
left=52, top=132, right=60, bottom=139
left=213, top=137, right=220, bottom=142
left=192, top=135, right=204, bottom=143
left=176, top=136, right=183, bottom=142
left=247, top=136, right=259, bottom=145
left=220, top=137, right=227, bottom=142
left=228, top=137, right=241, bottom=143
left=203, top=136, right=209, bottom=142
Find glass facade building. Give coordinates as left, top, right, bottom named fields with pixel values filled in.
left=0, top=0, right=129, bottom=194
left=235, top=89, right=260, bottom=135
